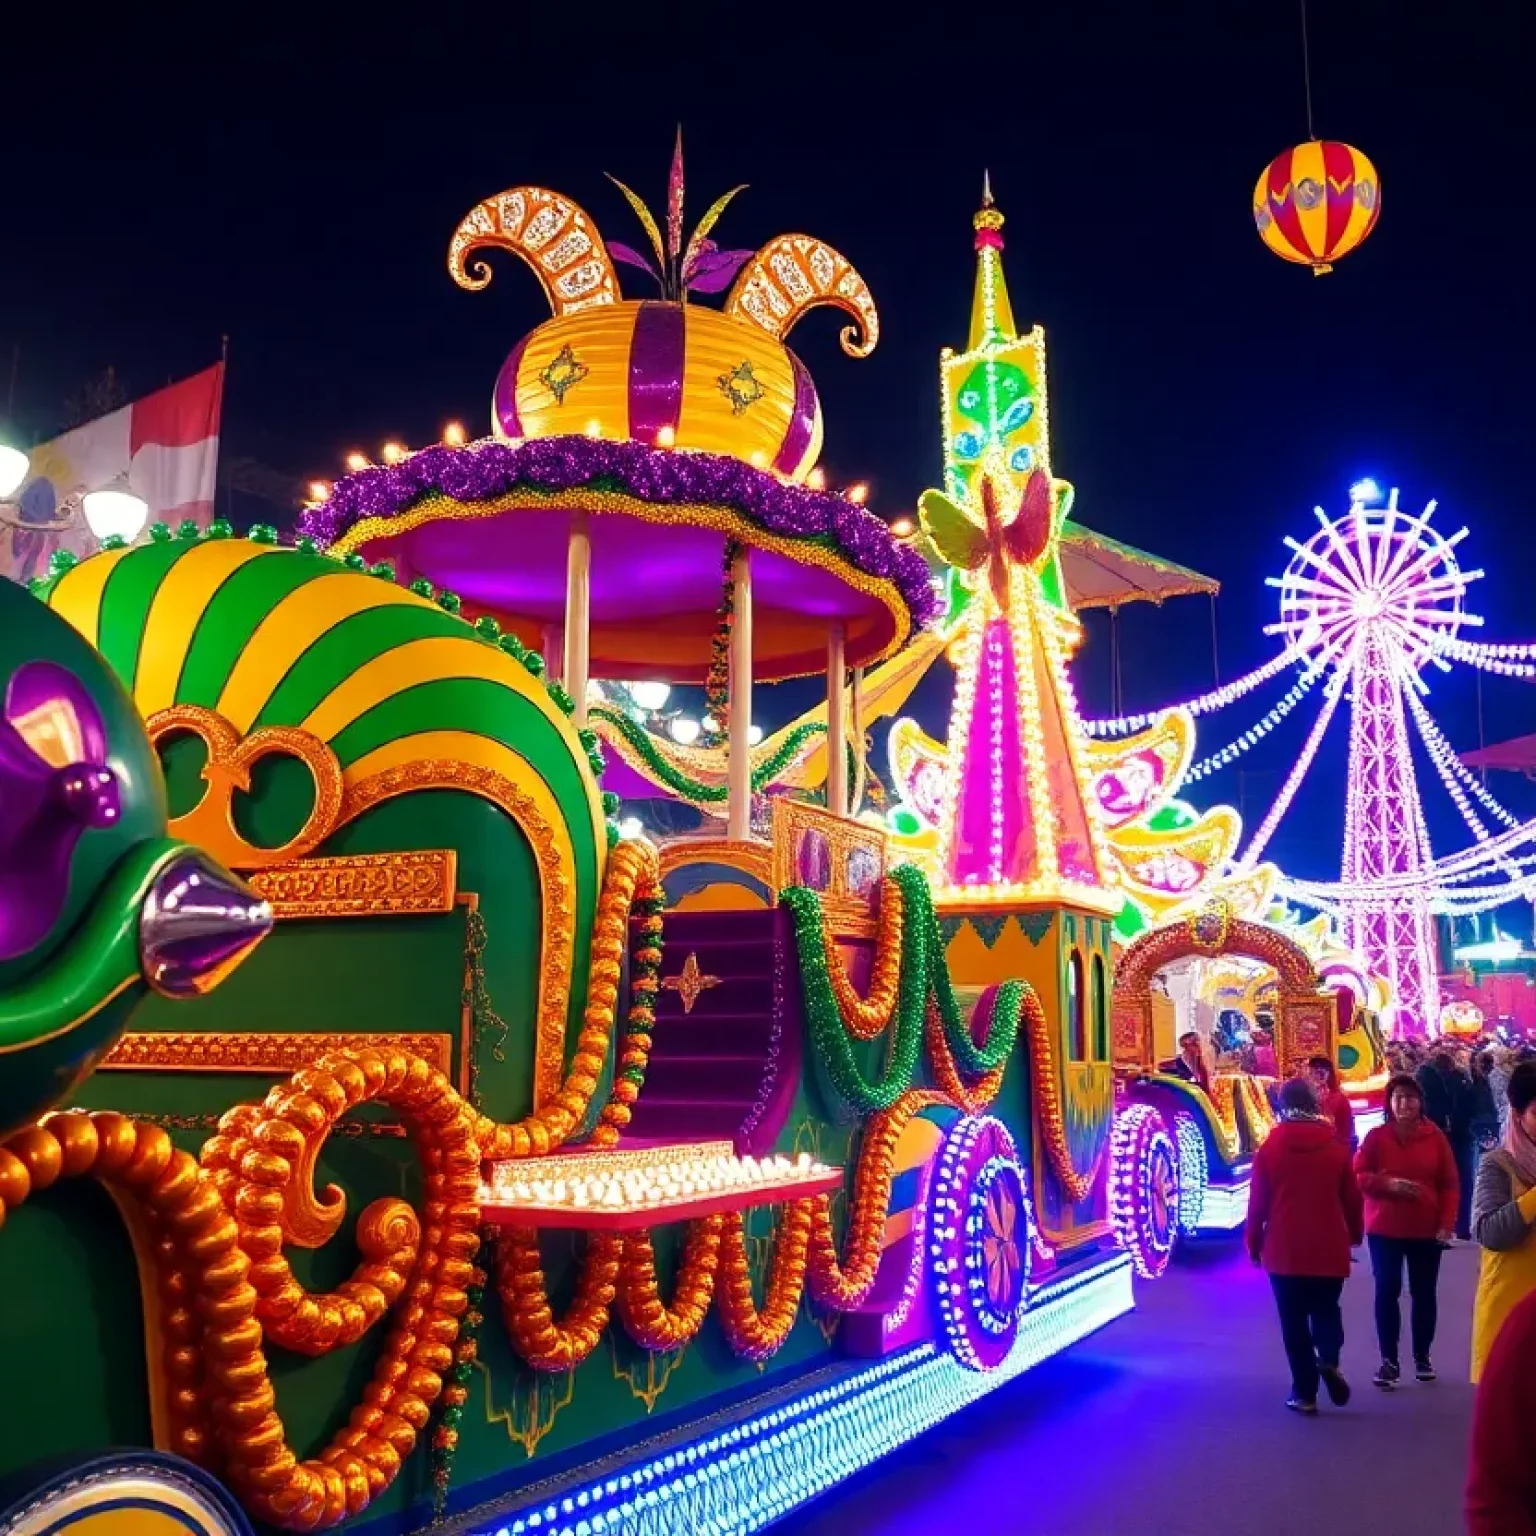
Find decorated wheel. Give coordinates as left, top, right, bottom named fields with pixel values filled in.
left=1110, top=1103, right=1180, bottom=1280
left=0, top=1450, right=254, bottom=1535
left=1173, top=1112, right=1208, bottom=1235
left=928, top=1114, right=1032, bottom=1371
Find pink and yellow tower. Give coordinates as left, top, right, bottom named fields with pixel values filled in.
left=923, top=182, right=1120, bottom=1247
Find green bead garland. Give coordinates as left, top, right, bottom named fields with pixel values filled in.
left=785, top=863, right=1022, bottom=1112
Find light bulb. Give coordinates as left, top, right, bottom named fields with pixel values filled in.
left=656, top=424, right=676, bottom=448
left=345, top=451, right=368, bottom=471
left=617, top=816, right=644, bottom=840
left=443, top=421, right=466, bottom=445
left=806, top=466, right=827, bottom=490
left=891, top=516, right=915, bottom=537
left=0, top=444, right=29, bottom=499
left=670, top=716, right=701, bottom=746
left=629, top=681, right=672, bottom=712
left=308, top=480, right=330, bottom=503
left=847, top=482, right=869, bottom=505
left=748, top=724, right=764, bottom=745
left=381, top=442, right=406, bottom=464
left=81, top=486, right=149, bottom=544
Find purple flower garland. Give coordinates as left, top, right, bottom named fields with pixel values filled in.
left=299, top=437, right=938, bottom=633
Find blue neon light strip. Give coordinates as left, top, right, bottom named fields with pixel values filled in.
left=468, top=1255, right=1133, bottom=1536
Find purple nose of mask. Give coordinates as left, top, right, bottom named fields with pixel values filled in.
left=139, top=851, right=273, bottom=997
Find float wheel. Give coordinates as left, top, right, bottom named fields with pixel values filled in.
left=1173, top=1111, right=1209, bottom=1236
left=1110, top=1103, right=1179, bottom=1280
left=928, top=1114, right=1031, bottom=1371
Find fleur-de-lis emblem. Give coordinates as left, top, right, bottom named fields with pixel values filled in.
left=539, top=345, right=588, bottom=404
left=716, top=360, right=765, bottom=416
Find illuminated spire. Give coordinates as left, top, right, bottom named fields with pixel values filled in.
left=968, top=173, right=1017, bottom=350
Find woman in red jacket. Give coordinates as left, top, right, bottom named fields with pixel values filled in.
left=1247, top=1077, right=1365, bottom=1414
left=1354, top=1073, right=1460, bottom=1388
left=1466, top=1284, right=1536, bottom=1533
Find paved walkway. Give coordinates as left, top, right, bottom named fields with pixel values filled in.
left=779, top=1240, right=1479, bottom=1535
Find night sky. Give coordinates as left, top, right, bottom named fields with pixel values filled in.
left=4, top=3, right=1532, bottom=886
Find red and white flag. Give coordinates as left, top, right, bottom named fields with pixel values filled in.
left=3, top=362, right=224, bottom=586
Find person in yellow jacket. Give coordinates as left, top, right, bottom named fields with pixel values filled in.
left=1471, top=1062, right=1536, bottom=1382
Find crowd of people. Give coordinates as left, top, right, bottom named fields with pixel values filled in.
left=1239, top=1041, right=1536, bottom=1532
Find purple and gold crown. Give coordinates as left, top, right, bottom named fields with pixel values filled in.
left=447, top=137, right=878, bottom=482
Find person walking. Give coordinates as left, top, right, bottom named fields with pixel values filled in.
left=1419, top=1049, right=1476, bottom=1238
left=1354, top=1073, right=1459, bottom=1388
left=1466, top=1286, right=1536, bottom=1534
left=1247, top=1077, right=1364, bottom=1415
left=1471, top=1061, right=1536, bottom=1383
left=1308, top=1055, right=1356, bottom=1150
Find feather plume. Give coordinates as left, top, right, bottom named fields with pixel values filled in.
left=605, top=174, right=667, bottom=272
left=682, top=184, right=747, bottom=277
left=666, top=125, right=685, bottom=261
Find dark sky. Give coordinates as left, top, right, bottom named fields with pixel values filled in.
left=4, top=2, right=1533, bottom=885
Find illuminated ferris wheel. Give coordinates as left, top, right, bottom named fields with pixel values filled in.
left=1269, top=493, right=1476, bottom=678
left=1088, top=482, right=1536, bottom=1037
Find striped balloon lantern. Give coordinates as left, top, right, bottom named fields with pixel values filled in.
left=1253, top=140, right=1380, bottom=275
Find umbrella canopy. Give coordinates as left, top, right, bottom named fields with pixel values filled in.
left=1462, top=733, right=1536, bottom=775
left=1058, top=522, right=1219, bottom=610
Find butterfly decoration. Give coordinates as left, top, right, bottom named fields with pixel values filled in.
left=918, top=466, right=1059, bottom=614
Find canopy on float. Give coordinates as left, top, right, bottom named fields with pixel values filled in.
left=1463, top=733, right=1536, bottom=775
left=332, top=463, right=921, bottom=685
left=1058, top=522, right=1219, bottom=610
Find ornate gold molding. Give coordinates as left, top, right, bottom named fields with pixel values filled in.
left=146, top=704, right=345, bottom=870
left=101, top=1031, right=454, bottom=1076
left=250, top=849, right=458, bottom=920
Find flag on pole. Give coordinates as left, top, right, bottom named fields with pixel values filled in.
left=2, top=362, right=224, bottom=586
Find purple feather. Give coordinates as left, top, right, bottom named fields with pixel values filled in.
left=608, top=241, right=662, bottom=288
left=685, top=248, right=755, bottom=294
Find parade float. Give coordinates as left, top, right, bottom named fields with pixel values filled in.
left=0, top=157, right=1166, bottom=1536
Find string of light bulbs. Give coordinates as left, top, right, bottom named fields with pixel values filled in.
left=1183, top=666, right=1320, bottom=782
left=1082, top=648, right=1300, bottom=738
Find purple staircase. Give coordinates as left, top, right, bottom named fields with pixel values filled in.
left=624, top=907, right=802, bottom=1155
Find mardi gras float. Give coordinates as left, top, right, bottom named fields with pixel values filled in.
left=0, top=154, right=1170, bottom=1536
left=568, top=170, right=1370, bottom=1269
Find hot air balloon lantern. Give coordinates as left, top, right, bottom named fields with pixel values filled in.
left=447, top=131, right=879, bottom=480
left=1253, top=140, right=1380, bottom=275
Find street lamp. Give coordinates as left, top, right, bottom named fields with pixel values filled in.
left=81, top=481, right=150, bottom=544
left=0, top=444, right=28, bottom=500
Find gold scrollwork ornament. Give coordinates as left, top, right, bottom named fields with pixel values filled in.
left=145, top=705, right=344, bottom=871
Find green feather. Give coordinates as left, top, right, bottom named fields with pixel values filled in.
left=682, top=184, right=748, bottom=275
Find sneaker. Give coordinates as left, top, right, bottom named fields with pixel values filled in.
left=1415, top=1357, right=1436, bottom=1382
left=1320, top=1366, right=1352, bottom=1406
left=1286, top=1396, right=1319, bottom=1415
left=1373, top=1359, right=1400, bottom=1390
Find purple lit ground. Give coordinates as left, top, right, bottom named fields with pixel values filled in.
left=776, top=1241, right=1478, bottom=1535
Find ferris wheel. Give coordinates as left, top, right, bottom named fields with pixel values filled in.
left=1086, top=482, right=1536, bottom=1037
left=1269, top=493, right=1476, bottom=679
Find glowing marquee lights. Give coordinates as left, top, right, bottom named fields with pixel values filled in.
left=913, top=182, right=1116, bottom=915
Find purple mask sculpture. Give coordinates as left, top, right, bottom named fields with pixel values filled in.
left=0, top=661, right=123, bottom=962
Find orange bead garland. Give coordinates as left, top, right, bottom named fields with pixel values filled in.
left=1022, top=986, right=1101, bottom=1204
left=822, top=874, right=906, bottom=1039
left=495, top=1227, right=621, bottom=1372
left=717, top=1201, right=813, bottom=1362
left=476, top=839, right=662, bottom=1162
left=616, top=1217, right=724, bottom=1352
left=924, top=998, right=1004, bottom=1115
